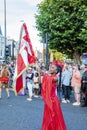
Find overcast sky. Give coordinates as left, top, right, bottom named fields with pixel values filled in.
left=0, top=0, right=43, bottom=51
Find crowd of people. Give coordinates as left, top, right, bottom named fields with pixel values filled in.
left=0, top=61, right=87, bottom=108
left=0, top=61, right=87, bottom=129
left=61, top=64, right=87, bottom=107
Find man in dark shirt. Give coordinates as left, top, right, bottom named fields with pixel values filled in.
left=81, top=65, right=87, bottom=107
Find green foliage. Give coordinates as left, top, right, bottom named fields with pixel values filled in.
left=7, top=56, right=11, bottom=61
left=35, top=0, right=87, bottom=60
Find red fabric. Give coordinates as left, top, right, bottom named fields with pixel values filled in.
left=0, top=77, right=9, bottom=82
left=16, top=75, right=23, bottom=94
left=14, top=23, right=36, bottom=94
left=17, top=53, right=26, bottom=75
left=23, top=23, right=36, bottom=64
left=41, top=74, right=66, bottom=130
left=17, top=23, right=36, bottom=75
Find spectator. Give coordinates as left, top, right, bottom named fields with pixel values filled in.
left=26, top=67, right=34, bottom=101
left=33, top=72, right=39, bottom=97
left=61, top=64, right=72, bottom=103
left=71, top=65, right=81, bottom=106
left=81, top=65, right=87, bottom=107
left=0, top=64, right=10, bottom=99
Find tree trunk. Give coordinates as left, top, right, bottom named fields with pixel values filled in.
left=73, top=51, right=81, bottom=65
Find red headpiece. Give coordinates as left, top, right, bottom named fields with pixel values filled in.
left=52, top=60, right=64, bottom=68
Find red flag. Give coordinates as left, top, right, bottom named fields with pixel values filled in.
left=14, top=23, right=36, bottom=95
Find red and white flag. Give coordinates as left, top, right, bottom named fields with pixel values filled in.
left=14, top=23, right=36, bottom=95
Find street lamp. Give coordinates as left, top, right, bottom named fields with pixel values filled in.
left=4, top=0, right=7, bottom=62
left=45, top=33, right=49, bottom=70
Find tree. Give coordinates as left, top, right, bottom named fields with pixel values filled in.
left=35, top=0, right=87, bottom=64
left=49, top=49, right=66, bottom=61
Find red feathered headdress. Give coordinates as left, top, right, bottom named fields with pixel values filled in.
left=52, top=60, right=64, bottom=68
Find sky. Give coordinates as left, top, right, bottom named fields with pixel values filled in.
left=0, top=0, right=43, bottom=51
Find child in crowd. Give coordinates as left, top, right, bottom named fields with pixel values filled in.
left=26, top=67, right=34, bottom=101
left=33, top=72, right=39, bottom=97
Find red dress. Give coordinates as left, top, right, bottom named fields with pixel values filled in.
left=41, top=73, right=66, bottom=130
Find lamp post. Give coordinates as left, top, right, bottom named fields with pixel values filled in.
left=4, top=0, right=7, bottom=62
left=12, top=40, right=15, bottom=61
left=45, top=33, right=49, bottom=70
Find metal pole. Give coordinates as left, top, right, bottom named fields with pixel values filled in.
left=4, top=0, right=6, bottom=62
left=12, top=40, right=14, bottom=61
left=43, top=42, right=45, bottom=63
left=46, top=33, right=49, bottom=70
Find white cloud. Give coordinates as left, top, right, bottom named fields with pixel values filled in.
left=25, top=0, right=43, bottom=6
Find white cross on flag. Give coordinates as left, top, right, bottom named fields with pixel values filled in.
left=14, top=23, right=36, bottom=95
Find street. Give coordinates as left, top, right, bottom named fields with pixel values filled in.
left=0, top=89, right=87, bottom=130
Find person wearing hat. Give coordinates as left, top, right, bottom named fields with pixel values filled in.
left=41, top=64, right=66, bottom=130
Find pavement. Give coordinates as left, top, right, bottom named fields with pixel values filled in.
left=0, top=89, right=87, bottom=130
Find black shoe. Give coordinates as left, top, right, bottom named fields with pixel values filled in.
left=80, top=103, right=87, bottom=107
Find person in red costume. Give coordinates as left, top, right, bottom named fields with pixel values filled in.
left=0, top=64, right=10, bottom=99
left=41, top=64, right=66, bottom=130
